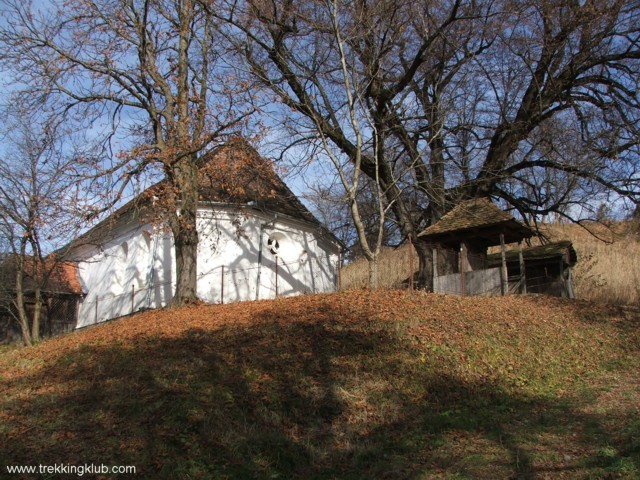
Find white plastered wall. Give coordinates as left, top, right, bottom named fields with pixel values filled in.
left=73, top=206, right=339, bottom=327
left=196, top=207, right=339, bottom=304
left=74, top=222, right=176, bottom=327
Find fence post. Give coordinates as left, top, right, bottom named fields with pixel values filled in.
left=275, top=256, right=279, bottom=297
left=432, top=247, right=438, bottom=292
left=460, top=244, right=466, bottom=296
left=131, top=284, right=135, bottom=313
left=500, top=233, right=508, bottom=296
left=95, top=296, right=98, bottom=324
left=221, top=265, right=225, bottom=304
left=409, top=237, right=414, bottom=291
left=518, top=241, right=526, bottom=294
left=337, top=248, right=342, bottom=292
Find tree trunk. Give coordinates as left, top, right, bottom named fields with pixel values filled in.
left=15, top=291, right=32, bottom=347
left=170, top=159, right=199, bottom=306
left=172, top=222, right=199, bottom=305
left=31, top=287, right=42, bottom=343
left=14, top=253, right=32, bottom=346
left=413, top=240, right=433, bottom=291
left=426, top=100, right=447, bottom=222
left=368, top=257, right=378, bottom=289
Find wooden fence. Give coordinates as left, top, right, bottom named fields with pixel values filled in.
left=339, top=242, right=569, bottom=297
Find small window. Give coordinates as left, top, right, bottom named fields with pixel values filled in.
left=265, top=231, right=305, bottom=263
left=267, top=237, right=280, bottom=255
left=267, top=232, right=287, bottom=257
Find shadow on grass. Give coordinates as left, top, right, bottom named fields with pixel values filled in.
left=1, top=300, right=639, bottom=479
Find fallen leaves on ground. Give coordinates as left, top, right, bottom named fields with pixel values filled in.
left=1, top=290, right=638, bottom=479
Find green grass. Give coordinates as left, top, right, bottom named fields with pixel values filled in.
left=0, top=290, right=639, bottom=479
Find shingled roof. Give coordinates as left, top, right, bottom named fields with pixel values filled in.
left=0, top=255, right=82, bottom=296
left=487, top=241, right=577, bottom=268
left=196, top=138, right=321, bottom=226
left=69, top=138, right=331, bottom=248
left=418, top=198, right=534, bottom=247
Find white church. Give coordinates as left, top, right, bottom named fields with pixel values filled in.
left=67, top=139, right=341, bottom=328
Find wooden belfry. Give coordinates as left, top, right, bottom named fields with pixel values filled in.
left=418, top=198, right=535, bottom=295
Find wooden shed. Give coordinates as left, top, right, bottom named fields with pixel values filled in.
left=418, top=198, right=535, bottom=295
left=487, top=241, right=577, bottom=298
left=418, top=198, right=534, bottom=249
left=0, top=256, right=83, bottom=342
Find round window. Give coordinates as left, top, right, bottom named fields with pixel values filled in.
left=267, top=232, right=287, bottom=257
left=267, top=237, right=280, bottom=255
left=266, top=231, right=304, bottom=263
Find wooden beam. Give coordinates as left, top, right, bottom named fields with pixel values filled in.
left=432, top=247, right=438, bottom=292
left=566, top=268, right=575, bottom=299
left=409, top=237, right=414, bottom=291
left=500, top=233, right=508, bottom=296
left=518, top=241, right=527, bottom=294
left=460, top=243, right=466, bottom=296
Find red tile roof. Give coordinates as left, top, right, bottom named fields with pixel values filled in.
left=48, top=261, right=83, bottom=295
left=0, top=255, right=83, bottom=295
left=70, top=138, right=334, bottom=248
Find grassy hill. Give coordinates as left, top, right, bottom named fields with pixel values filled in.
left=1, top=290, right=639, bottom=479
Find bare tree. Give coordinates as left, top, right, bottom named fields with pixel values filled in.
left=0, top=119, right=91, bottom=345
left=462, top=1, right=640, bottom=212
left=0, top=0, right=255, bottom=305
left=304, top=168, right=401, bottom=263
left=216, top=0, right=640, bottom=286
left=306, top=0, right=403, bottom=287
left=214, top=0, right=493, bottom=285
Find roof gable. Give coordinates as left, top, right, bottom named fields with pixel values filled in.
left=196, top=139, right=321, bottom=225
left=67, top=139, right=331, bottom=249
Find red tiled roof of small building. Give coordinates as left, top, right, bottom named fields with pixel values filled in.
left=1, top=255, right=83, bottom=295
left=48, top=261, right=83, bottom=295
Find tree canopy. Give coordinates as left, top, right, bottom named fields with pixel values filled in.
left=0, top=0, right=255, bottom=303
left=1, top=0, right=638, bottom=288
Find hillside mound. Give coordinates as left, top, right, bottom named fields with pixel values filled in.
left=1, top=291, right=639, bottom=479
